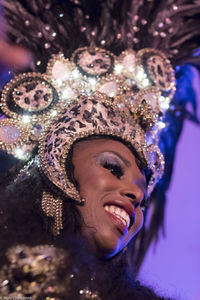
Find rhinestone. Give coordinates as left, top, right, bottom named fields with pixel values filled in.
left=172, top=49, right=179, bottom=54
left=31, top=124, right=43, bottom=138
left=36, top=60, right=41, bottom=66
left=100, top=40, right=106, bottom=46
left=133, top=15, right=139, bottom=22
left=153, top=31, right=159, bottom=36
left=52, top=32, right=57, bottom=37
left=160, top=32, right=167, bottom=38
left=44, top=43, right=51, bottom=49
left=172, top=4, right=178, bottom=10
left=25, top=20, right=30, bottom=26
left=45, top=25, right=50, bottom=31
left=158, top=22, right=164, bottom=28
left=59, top=13, right=64, bottom=18
left=37, top=32, right=42, bottom=38
left=85, top=15, right=90, bottom=19
left=133, top=26, right=139, bottom=32
left=165, top=18, right=172, bottom=24
left=133, top=37, right=139, bottom=43
left=91, top=31, right=96, bottom=36
left=141, top=19, right=147, bottom=25
left=117, top=33, right=121, bottom=39
left=168, top=28, right=174, bottom=33
left=0, top=125, right=20, bottom=143
left=81, top=26, right=86, bottom=32
left=117, top=103, right=125, bottom=110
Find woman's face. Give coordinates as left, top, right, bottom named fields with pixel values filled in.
left=72, top=138, right=147, bottom=258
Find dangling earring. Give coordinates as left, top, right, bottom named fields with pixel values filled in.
left=42, top=191, right=86, bottom=235
left=42, top=191, right=63, bottom=235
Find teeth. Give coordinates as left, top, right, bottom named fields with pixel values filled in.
left=104, top=205, right=130, bottom=228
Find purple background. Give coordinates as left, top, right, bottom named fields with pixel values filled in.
left=139, top=67, right=200, bottom=300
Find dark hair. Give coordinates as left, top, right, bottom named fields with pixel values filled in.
left=1, top=0, right=200, bottom=288
left=0, top=154, right=173, bottom=300
left=0, top=137, right=143, bottom=267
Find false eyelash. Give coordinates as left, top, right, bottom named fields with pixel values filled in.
left=102, top=161, right=124, bottom=179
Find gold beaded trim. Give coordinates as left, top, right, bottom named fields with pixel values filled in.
left=41, top=191, right=63, bottom=235
left=0, top=72, right=62, bottom=124
left=0, top=118, right=33, bottom=157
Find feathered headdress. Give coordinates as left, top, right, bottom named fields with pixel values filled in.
left=0, top=0, right=200, bottom=272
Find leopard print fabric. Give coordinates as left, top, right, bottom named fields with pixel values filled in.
left=39, top=96, right=163, bottom=200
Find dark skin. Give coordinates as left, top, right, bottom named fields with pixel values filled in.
left=72, top=138, right=147, bottom=258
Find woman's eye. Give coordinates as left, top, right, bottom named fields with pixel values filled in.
left=103, top=162, right=123, bottom=179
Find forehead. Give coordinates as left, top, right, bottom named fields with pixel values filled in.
left=73, top=138, right=136, bottom=162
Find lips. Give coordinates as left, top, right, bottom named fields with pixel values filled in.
left=103, top=200, right=136, bottom=234
left=104, top=205, right=130, bottom=228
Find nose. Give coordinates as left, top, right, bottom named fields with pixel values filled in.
left=119, top=183, right=144, bottom=207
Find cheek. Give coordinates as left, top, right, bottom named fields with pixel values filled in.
left=78, top=166, right=116, bottom=199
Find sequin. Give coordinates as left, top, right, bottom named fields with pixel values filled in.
left=25, top=20, right=30, bottom=26
left=44, top=43, right=51, bottom=49
left=0, top=125, right=20, bottom=143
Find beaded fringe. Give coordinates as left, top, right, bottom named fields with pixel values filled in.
left=42, top=191, right=63, bottom=235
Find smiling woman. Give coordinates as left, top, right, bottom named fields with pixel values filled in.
left=0, top=0, right=200, bottom=299
left=73, top=138, right=145, bottom=257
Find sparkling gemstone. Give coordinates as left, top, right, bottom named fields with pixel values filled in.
left=153, top=31, right=159, bottom=36
left=160, top=32, right=167, bottom=38
left=172, top=4, right=178, bottom=10
left=122, top=52, right=136, bottom=72
left=133, top=26, right=139, bottom=32
left=141, top=19, right=147, bottom=25
left=25, top=20, right=30, bottom=26
left=117, top=103, right=125, bottom=110
left=44, top=43, right=51, bottom=49
left=98, top=81, right=118, bottom=97
left=133, top=37, right=139, bottom=43
left=158, top=22, right=164, bottom=28
left=165, top=18, right=172, bottom=24
left=0, top=125, right=20, bottom=143
left=100, top=40, right=106, bottom=45
left=37, top=32, right=42, bottom=38
left=45, top=25, right=50, bottom=31
left=81, top=26, right=86, bottom=32
left=52, top=61, right=71, bottom=81
left=31, top=124, right=43, bottom=138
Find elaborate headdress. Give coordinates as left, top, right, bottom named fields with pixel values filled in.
left=0, top=45, right=175, bottom=233
left=0, top=0, right=200, bottom=270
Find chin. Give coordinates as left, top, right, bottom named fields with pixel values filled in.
left=91, top=231, right=125, bottom=259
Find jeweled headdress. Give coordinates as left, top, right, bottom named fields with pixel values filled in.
left=1, top=0, right=200, bottom=271
left=0, top=46, right=175, bottom=233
